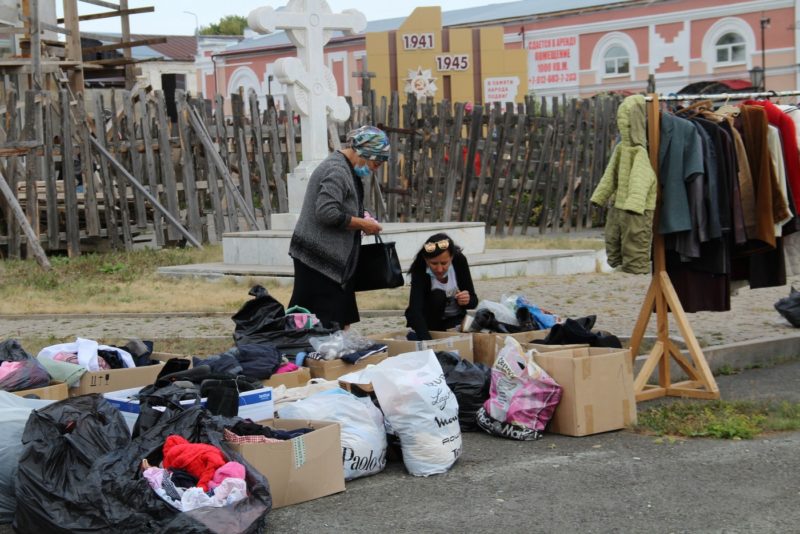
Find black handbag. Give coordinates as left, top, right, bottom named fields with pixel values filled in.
left=353, top=234, right=405, bottom=291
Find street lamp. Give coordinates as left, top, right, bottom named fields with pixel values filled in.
left=760, top=15, right=770, bottom=91
left=184, top=10, right=199, bottom=36
left=749, top=66, right=764, bottom=92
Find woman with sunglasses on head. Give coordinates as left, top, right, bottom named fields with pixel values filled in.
left=404, top=233, right=479, bottom=340
left=288, top=125, right=389, bottom=330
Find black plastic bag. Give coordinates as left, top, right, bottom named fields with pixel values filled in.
left=231, top=285, right=286, bottom=342
left=435, top=351, right=491, bottom=432
left=775, top=286, right=800, bottom=327
left=543, top=316, right=622, bottom=348
left=14, top=396, right=271, bottom=534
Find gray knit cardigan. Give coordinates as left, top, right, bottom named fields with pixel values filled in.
left=289, top=151, right=364, bottom=285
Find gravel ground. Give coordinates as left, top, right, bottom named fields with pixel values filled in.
left=2, top=270, right=798, bottom=349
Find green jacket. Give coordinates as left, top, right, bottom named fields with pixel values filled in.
left=590, top=95, right=657, bottom=214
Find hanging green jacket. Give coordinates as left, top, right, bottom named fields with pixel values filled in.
left=590, top=95, right=657, bottom=214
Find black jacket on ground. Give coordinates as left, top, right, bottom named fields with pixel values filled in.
left=404, top=252, right=478, bottom=340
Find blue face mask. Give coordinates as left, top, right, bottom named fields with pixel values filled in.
left=354, top=164, right=371, bottom=177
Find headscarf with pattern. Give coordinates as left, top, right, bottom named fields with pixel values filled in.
left=347, top=125, right=390, bottom=161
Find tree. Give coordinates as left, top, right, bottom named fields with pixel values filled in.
left=199, top=15, right=248, bottom=36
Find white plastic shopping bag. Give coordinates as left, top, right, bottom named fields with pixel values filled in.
left=370, top=350, right=462, bottom=476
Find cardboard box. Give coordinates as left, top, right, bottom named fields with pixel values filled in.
left=230, top=418, right=345, bottom=508
left=262, top=367, right=311, bottom=389
left=472, top=330, right=548, bottom=367
left=70, top=361, right=165, bottom=397
left=533, top=347, right=637, bottom=437
left=304, top=351, right=388, bottom=381
left=372, top=331, right=474, bottom=361
left=12, top=381, right=69, bottom=401
left=523, top=342, right=590, bottom=353
left=104, top=385, right=275, bottom=430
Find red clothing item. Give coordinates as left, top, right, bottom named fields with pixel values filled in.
left=162, top=435, right=226, bottom=491
left=743, top=99, right=800, bottom=210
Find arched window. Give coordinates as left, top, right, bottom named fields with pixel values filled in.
left=715, top=32, right=746, bottom=64
left=604, top=46, right=630, bottom=76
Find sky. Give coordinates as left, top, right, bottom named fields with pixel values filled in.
left=57, top=1, right=499, bottom=36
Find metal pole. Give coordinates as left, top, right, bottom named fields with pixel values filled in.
left=761, top=16, right=770, bottom=91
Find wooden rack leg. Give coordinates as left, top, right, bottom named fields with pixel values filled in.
left=629, top=93, right=720, bottom=402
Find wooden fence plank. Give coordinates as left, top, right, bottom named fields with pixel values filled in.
left=154, top=91, right=181, bottom=241
left=265, top=105, right=288, bottom=213
left=122, top=90, right=147, bottom=228
left=442, top=103, right=464, bottom=223
left=4, top=87, right=20, bottom=257
left=249, top=90, right=272, bottom=228
left=23, top=91, right=41, bottom=239
left=471, top=104, right=498, bottom=222
left=92, top=92, right=120, bottom=249
left=78, top=93, right=101, bottom=237
left=458, top=104, right=482, bottom=221
left=496, top=110, right=526, bottom=235
left=109, top=91, right=133, bottom=249
left=43, top=94, right=60, bottom=249
left=60, top=89, right=80, bottom=256
left=136, top=89, right=163, bottom=245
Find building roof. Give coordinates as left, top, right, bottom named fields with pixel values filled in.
left=220, top=0, right=635, bottom=55
left=132, top=34, right=197, bottom=61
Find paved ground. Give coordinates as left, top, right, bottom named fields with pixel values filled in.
left=2, top=269, right=800, bottom=533
left=2, top=270, right=798, bottom=350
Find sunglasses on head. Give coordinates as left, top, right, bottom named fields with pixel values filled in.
left=423, top=239, right=450, bottom=253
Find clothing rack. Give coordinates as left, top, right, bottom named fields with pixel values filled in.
left=627, top=94, right=720, bottom=401
left=645, top=90, right=800, bottom=102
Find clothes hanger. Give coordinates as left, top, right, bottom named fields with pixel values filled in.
left=674, top=98, right=712, bottom=118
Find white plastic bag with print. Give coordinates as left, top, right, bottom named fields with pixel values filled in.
left=276, top=388, right=387, bottom=481
left=370, top=350, right=462, bottom=477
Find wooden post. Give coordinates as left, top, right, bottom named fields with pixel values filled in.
left=119, top=0, right=136, bottom=89
left=61, top=0, right=84, bottom=93
left=627, top=94, right=719, bottom=402
left=249, top=90, right=272, bottom=227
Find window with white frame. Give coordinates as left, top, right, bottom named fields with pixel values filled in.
left=604, top=46, right=630, bottom=76
left=715, top=32, right=746, bottom=64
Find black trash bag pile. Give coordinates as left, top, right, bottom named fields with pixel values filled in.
left=232, top=285, right=334, bottom=355
left=775, top=287, right=800, bottom=327
left=14, top=395, right=271, bottom=534
left=542, top=315, right=622, bottom=348
left=435, top=351, right=491, bottom=432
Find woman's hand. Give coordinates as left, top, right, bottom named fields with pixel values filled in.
left=361, top=217, right=382, bottom=235
left=347, top=216, right=382, bottom=235
left=455, top=290, right=471, bottom=306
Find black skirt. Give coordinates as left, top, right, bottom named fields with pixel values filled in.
left=289, top=258, right=359, bottom=329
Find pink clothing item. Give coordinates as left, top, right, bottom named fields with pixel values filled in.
left=52, top=351, right=79, bottom=365
left=275, top=362, right=299, bottom=374
left=0, top=361, right=25, bottom=382
left=208, top=461, right=246, bottom=490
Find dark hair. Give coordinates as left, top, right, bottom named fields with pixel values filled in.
left=408, top=232, right=461, bottom=274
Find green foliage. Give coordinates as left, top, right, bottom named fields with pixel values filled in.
left=635, top=400, right=800, bottom=440
left=199, top=15, right=248, bottom=36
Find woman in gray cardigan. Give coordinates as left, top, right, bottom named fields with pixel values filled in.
left=288, top=125, right=389, bottom=329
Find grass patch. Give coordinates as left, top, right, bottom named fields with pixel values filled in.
left=486, top=236, right=604, bottom=251
left=635, top=400, right=800, bottom=439
left=0, top=245, right=409, bottom=314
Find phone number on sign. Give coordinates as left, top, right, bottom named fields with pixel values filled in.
left=533, top=73, right=577, bottom=84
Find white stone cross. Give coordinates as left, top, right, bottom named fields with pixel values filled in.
left=248, top=0, right=366, bottom=165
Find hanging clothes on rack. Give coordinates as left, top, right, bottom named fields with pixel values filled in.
left=590, top=94, right=657, bottom=274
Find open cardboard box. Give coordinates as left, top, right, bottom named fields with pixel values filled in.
left=370, top=331, right=474, bottom=361
left=229, top=418, right=345, bottom=508
left=70, top=361, right=165, bottom=396
left=472, top=330, right=549, bottom=367
left=304, top=351, right=387, bottom=380
left=12, top=381, right=69, bottom=401
left=533, top=347, right=637, bottom=437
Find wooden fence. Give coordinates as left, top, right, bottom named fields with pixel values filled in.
left=0, top=85, right=621, bottom=259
